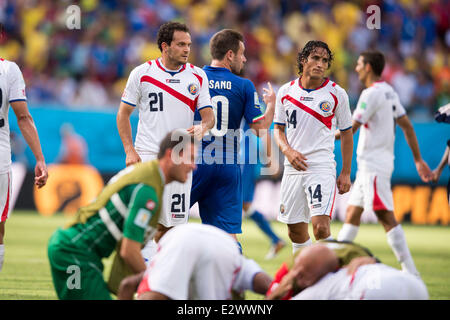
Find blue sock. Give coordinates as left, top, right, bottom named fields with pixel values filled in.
left=250, top=210, right=281, bottom=244
left=236, top=241, right=243, bottom=254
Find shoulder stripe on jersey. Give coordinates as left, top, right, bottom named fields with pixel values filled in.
left=99, top=207, right=122, bottom=241
left=121, top=99, right=136, bottom=107
left=290, top=80, right=295, bottom=86
left=330, top=92, right=338, bottom=112
left=147, top=60, right=152, bottom=66
left=282, top=95, right=335, bottom=130
left=110, top=193, right=128, bottom=218
left=332, top=83, right=336, bottom=87
left=140, top=75, right=196, bottom=113
left=192, top=73, right=203, bottom=86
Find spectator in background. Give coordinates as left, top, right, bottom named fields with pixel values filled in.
left=57, top=123, right=88, bottom=165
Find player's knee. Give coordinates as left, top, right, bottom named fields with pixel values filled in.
left=313, top=223, right=330, bottom=240
left=287, top=226, right=309, bottom=243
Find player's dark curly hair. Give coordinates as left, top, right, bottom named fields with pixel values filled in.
left=297, top=40, right=333, bottom=75
left=157, top=22, right=190, bottom=52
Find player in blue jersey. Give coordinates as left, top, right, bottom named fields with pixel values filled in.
left=190, top=29, right=276, bottom=244
left=241, top=121, right=286, bottom=259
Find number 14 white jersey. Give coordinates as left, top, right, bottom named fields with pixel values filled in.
left=274, top=78, right=352, bottom=175
left=0, top=59, right=27, bottom=174
left=122, top=58, right=212, bottom=155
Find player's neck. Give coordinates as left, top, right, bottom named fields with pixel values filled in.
left=365, top=74, right=381, bottom=88
left=300, top=75, right=326, bottom=90
left=160, top=56, right=184, bottom=71
left=211, top=59, right=231, bottom=71
left=158, top=160, right=172, bottom=185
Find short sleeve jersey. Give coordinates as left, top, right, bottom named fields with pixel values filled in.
left=0, top=59, right=27, bottom=174
left=274, top=78, right=352, bottom=175
left=352, top=81, right=406, bottom=176
left=122, top=58, right=212, bottom=155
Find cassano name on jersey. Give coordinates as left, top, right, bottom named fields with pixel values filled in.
left=209, top=80, right=232, bottom=90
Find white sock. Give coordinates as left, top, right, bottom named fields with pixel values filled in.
left=0, top=244, right=4, bottom=272
left=292, top=239, right=312, bottom=254
left=386, top=225, right=419, bottom=276
left=337, top=223, right=359, bottom=241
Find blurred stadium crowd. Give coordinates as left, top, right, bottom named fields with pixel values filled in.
left=0, top=0, right=448, bottom=121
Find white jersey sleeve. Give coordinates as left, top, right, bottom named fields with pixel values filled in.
left=273, top=83, right=288, bottom=125
left=392, top=91, right=406, bottom=119
left=7, top=62, right=27, bottom=102
left=352, top=88, right=380, bottom=124
left=334, top=85, right=352, bottom=131
left=121, top=66, right=141, bottom=107
left=193, top=67, right=212, bottom=111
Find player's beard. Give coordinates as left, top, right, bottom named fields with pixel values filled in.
left=167, top=49, right=188, bottom=69
left=230, top=61, right=244, bottom=76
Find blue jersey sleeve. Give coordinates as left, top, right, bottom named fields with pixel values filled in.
left=243, top=80, right=264, bottom=124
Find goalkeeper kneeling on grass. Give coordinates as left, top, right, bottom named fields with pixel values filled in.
left=47, top=130, right=196, bottom=300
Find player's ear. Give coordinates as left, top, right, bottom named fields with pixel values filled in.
left=161, top=42, right=169, bottom=53
left=226, top=49, right=234, bottom=61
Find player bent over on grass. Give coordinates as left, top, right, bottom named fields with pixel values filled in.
left=117, top=224, right=272, bottom=300
left=47, top=130, right=196, bottom=300
left=268, top=244, right=428, bottom=300
left=273, top=40, right=353, bottom=253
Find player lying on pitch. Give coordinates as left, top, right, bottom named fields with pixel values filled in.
left=117, top=223, right=273, bottom=300
left=266, top=242, right=428, bottom=300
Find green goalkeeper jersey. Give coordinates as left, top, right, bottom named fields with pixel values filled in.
left=63, top=160, right=164, bottom=258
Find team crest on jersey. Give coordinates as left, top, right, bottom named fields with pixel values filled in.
left=187, top=83, right=199, bottom=95
left=146, top=200, right=156, bottom=211
left=319, top=101, right=332, bottom=112
left=280, top=204, right=285, bottom=214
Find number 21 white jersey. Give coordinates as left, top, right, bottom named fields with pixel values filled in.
left=121, top=58, right=212, bottom=155
left=0, top=59, right=27, bottom=174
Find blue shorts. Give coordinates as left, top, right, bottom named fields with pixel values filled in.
left=241, top=163, right=258, bottom=203
left=191, top=163, right=242, bottom=234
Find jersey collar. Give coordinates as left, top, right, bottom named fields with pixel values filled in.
left=155, top=58, right=187, bottom=75
left=298, top=77, right=329, bottom=92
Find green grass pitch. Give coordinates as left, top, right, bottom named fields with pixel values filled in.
left=0, top=211, right=449, bottom=300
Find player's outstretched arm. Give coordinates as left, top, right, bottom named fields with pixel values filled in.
left=117, top=101, right=141, bottom=166
left=397, top=115, right=432, bottom=182
left=274, top=124, right=308, bottom=171
left=432, top=145, right=450, bottom=183
left=337, top=128, right=353, bottom=194
left=11, top=101, right=48, bottom=188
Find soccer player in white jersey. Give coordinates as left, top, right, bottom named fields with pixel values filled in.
left=0, top=56, right=48, bottom=271
left=287, top=245, right=428, bottom=300
left=273, top=41, right=354, bottom=253
left=116, top=22, right=214, bottom=245
left=336, top=51, right=432, bottom=277
left=117, top=223, right=272, bottom=300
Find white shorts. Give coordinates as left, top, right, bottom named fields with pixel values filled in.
left=139, top=153, right=191, bottom=227
left=0, top=171, right=12, bottom=223
left=348, top=171, right=394, bottom=212
left=278, top=172, right=337, bottom=224
left=138, top=224, right=243, bottom=300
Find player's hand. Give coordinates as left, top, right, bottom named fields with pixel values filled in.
left=285, top=148, right=308, bottom=171
left=430, top=169, right=441, bottom=183
left=126, top=149, right=141, bottom=167
left=262, top=82, right=276, bottom=106
left=345, top=256, right=377, bottom=276
left=34, top=160, right=48, bottom=189
left=187, top=124, right=207, bottom=140
left=415, top=159, right=432, bottom=183
left=336, top=172, right=351, bottom=194
left=266, top=271, right=295, bottom=300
